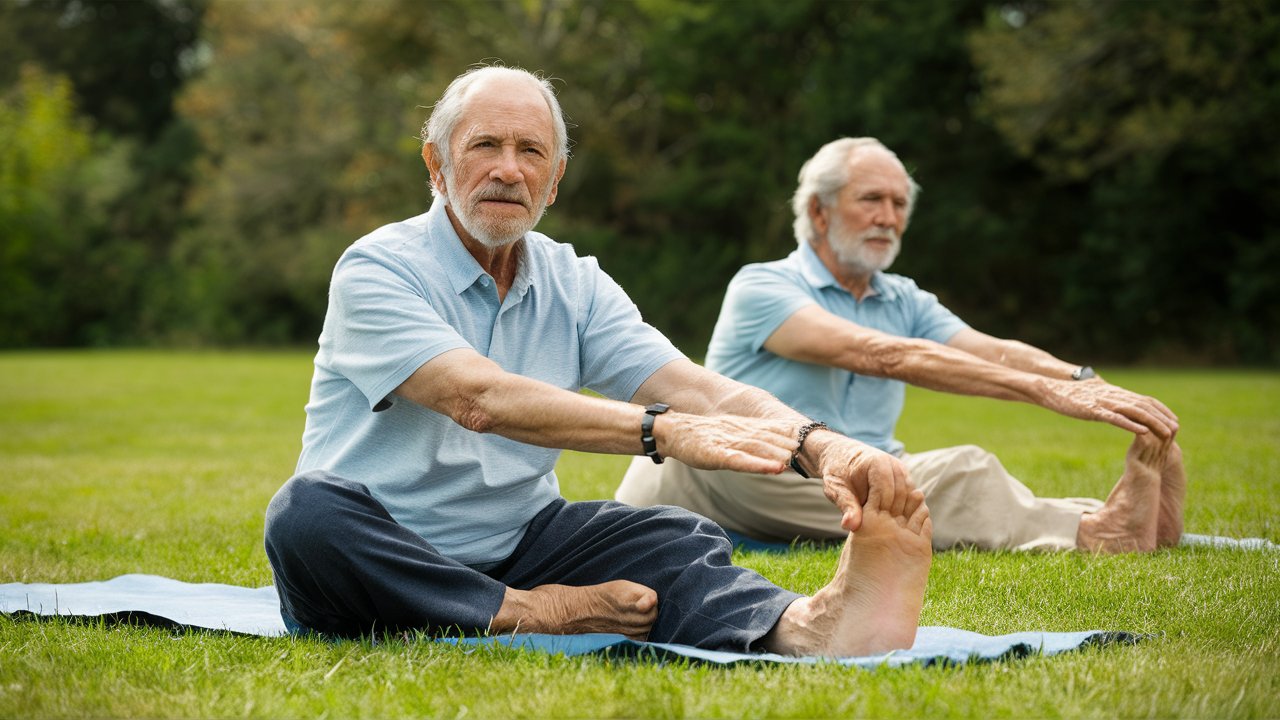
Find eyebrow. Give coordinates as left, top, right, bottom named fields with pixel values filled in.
left=466, top=132, right=549, bottom=150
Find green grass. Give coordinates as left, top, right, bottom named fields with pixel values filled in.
left=2, top=351, right=1278, bottom=718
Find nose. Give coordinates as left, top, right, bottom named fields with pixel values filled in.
left=874, top=198, right=901, bottom=228
left=490, top=147, right=524, bottom=185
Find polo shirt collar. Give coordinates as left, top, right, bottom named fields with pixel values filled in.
left=428, top=198, right=534, bottom=299
left=794, top=241, right=897, bottom=302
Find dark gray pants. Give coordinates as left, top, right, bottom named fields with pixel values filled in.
left=263, top=471, right=802, bottom=651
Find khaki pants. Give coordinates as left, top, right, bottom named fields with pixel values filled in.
left=614, top=445, right=1104, bottom=551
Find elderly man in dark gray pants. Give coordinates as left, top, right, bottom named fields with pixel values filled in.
left=264, top=67, right=933, bottom=656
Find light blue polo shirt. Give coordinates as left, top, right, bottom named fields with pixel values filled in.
left=705, top=244, right=966, bottom=456
left=296, top=199, right=683, bottom=566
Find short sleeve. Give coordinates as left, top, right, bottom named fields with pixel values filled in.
left=903, top=283, right=968, bottom=343
left=720, top=266, right=819, bottom=353
left=323, top=249, right=472, bottom=409
left=577, top=258, right=684, bottom=401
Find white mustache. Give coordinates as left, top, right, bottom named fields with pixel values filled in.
left=857, top=229, right=899, bottom=244
left=474, top=185, right=528, bottom=206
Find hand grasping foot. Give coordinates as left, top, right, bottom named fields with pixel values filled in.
left=761, top=488, right=932, bottom=657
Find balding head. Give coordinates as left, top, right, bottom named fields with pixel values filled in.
left=421, top=66, right=569, bottom=199
left=792, top=137, right=920, bottom=248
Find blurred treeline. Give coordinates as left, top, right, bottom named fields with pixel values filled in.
left=2, top=0, right=1278, bottom=363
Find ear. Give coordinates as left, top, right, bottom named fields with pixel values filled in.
left=422, top=143, right=446, bottom=194
left=544, top=157, right=568, bottom=207
left=808, top=196, right=828, bottom=239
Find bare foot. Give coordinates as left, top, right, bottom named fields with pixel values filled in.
left=761, top=490, right=932, bottom=657
left=1076, top=433, right=1166, bottom=553
left=1156, top=441, right=1186, bottom=547
left=490, top=580, right=658, bottom=639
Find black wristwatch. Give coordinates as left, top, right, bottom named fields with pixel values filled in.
left=641, top=403, right=670, bottom=464
left=1071, top=365, right=1096, bottom=381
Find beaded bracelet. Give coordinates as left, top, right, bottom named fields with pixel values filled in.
left=788, top=421, right=828, bottom=478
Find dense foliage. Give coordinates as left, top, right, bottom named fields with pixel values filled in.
left=2, top=0, right=1277, bottom=362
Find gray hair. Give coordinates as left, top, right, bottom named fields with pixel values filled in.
left=420, top=65, right=569, bottom=198
left=791, top=137, right=921, bottom=247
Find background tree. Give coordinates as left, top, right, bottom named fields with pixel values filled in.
left=969, top=0, right=1280, bottom=361
left=0, top=0, right=205, bottom=345
left=1, top=0, right=1274, bottom=363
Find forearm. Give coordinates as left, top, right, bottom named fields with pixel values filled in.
left=397, top=355, right=795, bottom=471
left=848, top=336, right=1052, bottom=406
left=395, top=352, right=648, bottom=455
left=951, top=333, right=1079, bottom=380
left=450, top=372, right=650, bottom=454
left=635, top=358, right=811, bottom=426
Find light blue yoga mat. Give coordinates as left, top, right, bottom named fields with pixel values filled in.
left=1, top=574, right=1143, bottom=668
left=723, top=530, right=1280, bottom=553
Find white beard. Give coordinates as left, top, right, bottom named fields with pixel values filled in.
left=445, top=177, right=550, bottom=248
left=828, top=215, right=901, bottom=275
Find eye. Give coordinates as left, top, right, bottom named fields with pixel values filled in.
left=523, top=146, right=545, bottom=157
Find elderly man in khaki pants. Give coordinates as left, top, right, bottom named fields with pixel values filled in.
left=617, top=137, right=1186, bottom=554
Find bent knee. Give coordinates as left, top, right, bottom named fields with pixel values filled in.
left=616, top=503, right=734, bottom=556
left=265, top=471, right=367, bottom=545
left=948, top=445, right=1003, bottom=473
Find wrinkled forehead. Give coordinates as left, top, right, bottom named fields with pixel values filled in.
left=844, top=146, right=911, bottom=195
left=452, top=75, right=555, bottom=146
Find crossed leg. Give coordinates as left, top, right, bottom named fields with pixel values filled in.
left=492, top=582, right=658, bottom=639
left=495, top=487, right=933, bottom=656
left=510, top=433, right=1185, bottom=652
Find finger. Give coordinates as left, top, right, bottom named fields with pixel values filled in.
left=1100, top=409, right=1149, bottom=435
left=842, top=506, right=862, bottom=533
left=1130, top=393, right=1178, bottom=423
left=1132, top=433, right=1169, bottom=465
left=892, top=461, right=911, bottom=517
left=1103, top=390, right=1178, bottom=437
left=902, top=488, right=926, bottom=521
left=868, top=458, right=904, bottom=516
left=1116, top=404, right=1176, bottom=439
left=1114, top=390, right=1178, bottom=428
left=863, top=464, right=890, bottom=513
left=1150, top=397, right=1179, bottom=426
left=823, top=474, right=863, bottom=532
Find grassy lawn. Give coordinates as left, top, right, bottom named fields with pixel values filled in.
left=1, top=350, right=1278, bottom=718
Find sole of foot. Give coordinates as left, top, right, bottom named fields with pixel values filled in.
left=765, top=495, right=932, bottom=656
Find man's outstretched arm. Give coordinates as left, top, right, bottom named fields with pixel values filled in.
left=764, top=305, right=1178, bottom=438
left=633, top=358, right=920, bottom=532
left=394, top=348, right=799, bottom=475
left=945, top=327, right=1084, bottom=380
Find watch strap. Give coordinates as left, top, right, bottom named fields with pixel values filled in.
left=642, top=403, right=670, bottom=464
left=789, top=420, right=828, bottom=478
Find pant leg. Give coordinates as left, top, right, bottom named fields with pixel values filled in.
left=616, top=455, right=847, bottom=543
left=494, top=498, right=802, bottom=652
left=263, top=470, right=508, bottom=638
left=904, top=445, right=1103, bottom=551
left=616, top=446, right=1105, bottom=552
